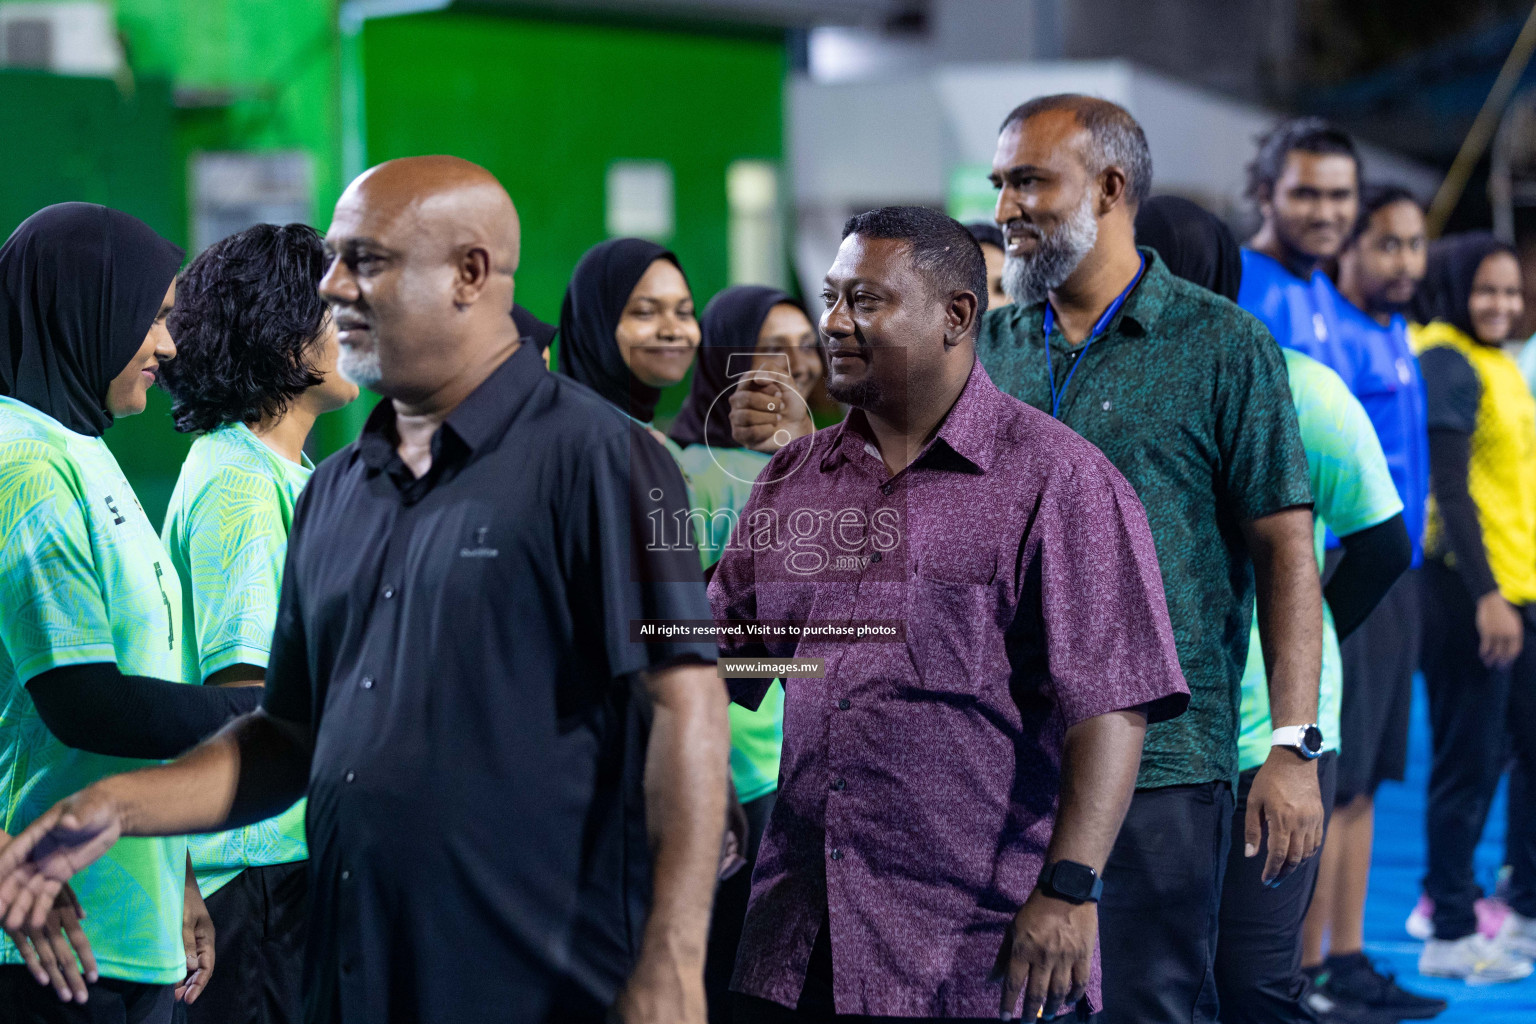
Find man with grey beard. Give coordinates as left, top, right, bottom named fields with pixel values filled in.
left=976, top=95, right=1326, bottom=1024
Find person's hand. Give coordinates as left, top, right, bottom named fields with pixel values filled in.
left=1476, top=591, right=1523, bottom=669
left=0, top=787, right=122, bottom=933
left=995, top=890, right=1096, bottom=1021
left=1244, top=749, right=1323, bottom=885
left=1, top=882, right=97, bottom=1003
left=719, top=785, right=749, bottom=881
left=175, top=870, right=214, bottom=1005
left=613, top=949, right=706, bottom=1024
left=729, top=377, right=813, bottom=453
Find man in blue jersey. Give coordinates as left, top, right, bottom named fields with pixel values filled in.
left=1300, top=187, right=1444, bottom=1021
left=1239, top=119, right=1359, bottom=380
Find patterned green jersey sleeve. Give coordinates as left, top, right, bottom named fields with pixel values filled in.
left=0, top=440, right=115, bottom=680
left=178, top=461, right=292, bottom=677
left=1292, top=352, right=1403, bottom=538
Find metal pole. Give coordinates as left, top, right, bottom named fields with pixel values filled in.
left=1427, top=1, right=1536, bottom=237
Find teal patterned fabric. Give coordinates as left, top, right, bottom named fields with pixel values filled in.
left=0, top=396, right=189, bottom=984
left=978, top=251, right=1313, bottom=788
left=676, top=443, right=783, bottom=802
left=162, top=424, right=309, bottom=895
left=1236, top=351, right=1402, bottom=771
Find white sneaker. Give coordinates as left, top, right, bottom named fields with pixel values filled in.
left=1499, top=910, right=1536, bottom=960
left=1406, top=895, right=1433, bottom=940
left=1418, top=933, right=1534, bottom=985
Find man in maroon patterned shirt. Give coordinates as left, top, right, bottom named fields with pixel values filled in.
left=709, top=207, right=1189, bottom=1023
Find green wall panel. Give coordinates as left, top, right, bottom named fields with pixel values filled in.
left=0, top=70, right=190, bottom=527
left=359, top=11, right=786, bottom=421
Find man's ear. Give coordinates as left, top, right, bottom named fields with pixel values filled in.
left=452, top=244, right=493, bottom=310
left=1098, top=165, right=1130, bottom=218
left=945, top=290, right=979, bottom=349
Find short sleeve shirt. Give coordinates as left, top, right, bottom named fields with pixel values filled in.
left=708, top=360, right=1188, bottom=1017
left=1318, top=284, right=1430, bottom=565
left=0, top=395, right=189, bottom=985
left=977, top=250, right=1313, bottom=788
left=260, top=342, right=718, bottom=1024
left=162, top=423, right=310, bottom=895
left=1238, top=248, right=1352, bottom=379
left=1236, top=352, right=1402, bottom=771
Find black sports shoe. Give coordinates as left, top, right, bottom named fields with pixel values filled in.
left=1320, top=952, right=1448, bottom=1019
left=1302, top=968, right=1398, bottom=1024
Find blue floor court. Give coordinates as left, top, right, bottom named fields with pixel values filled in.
left=1360, top=677, right=1536, bottom=1022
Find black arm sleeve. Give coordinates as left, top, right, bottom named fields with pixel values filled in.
left=1427, top=428, right=1499, bottom=600
left=26, top=662, right=263, bottom=760
left=1325, top=514, right=1412, bottom=642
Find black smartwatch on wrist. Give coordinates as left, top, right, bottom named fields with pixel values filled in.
left=1037, top=860, right=1103, bottom=905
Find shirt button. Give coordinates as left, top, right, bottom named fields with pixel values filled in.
left=869, top=551, right=882, bottom=564
left=837, top=698, right=850, bottom=710
left=831, top=778, right=846, bottom=791
left=344, top=771, right=356, bottom=783
left=880, top=482, right=893, bottom=496
left=360, top=676, right=374, bottom=690
left=341, top=869, right=351, bottom=881
left=830, top=848, right=843, bottom=861
left=381, top=585, right=395, bottom=599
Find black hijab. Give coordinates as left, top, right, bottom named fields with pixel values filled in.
left=1411, top=232, right=1516, bottom=341
left=670, top=285, right=798, bottom=450
left=1134, top=195, right=1243, bottom=302
left=512, top=303, right=556, bottom=356
left=0, top=203, right=183, bottom=436
left=557, top=238, right=686, bottom=423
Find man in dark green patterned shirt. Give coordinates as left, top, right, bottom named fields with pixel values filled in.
left=976, top=95, right=1324, bottom=1024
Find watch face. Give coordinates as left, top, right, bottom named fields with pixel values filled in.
left=1052, top=860, right=1097, bottom=899
left=1302, top=725, right=1324, bottom=753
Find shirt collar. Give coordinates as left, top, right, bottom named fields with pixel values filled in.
left=818, top=355, right=1000, bottom=475
left=1005, top=245, right=1173, bottom=342
left=357, top=339, right=545, bottom=471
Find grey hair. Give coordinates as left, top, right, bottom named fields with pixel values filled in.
left=1000, top=94, right=1153, bottom=206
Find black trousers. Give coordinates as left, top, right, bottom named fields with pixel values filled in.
left=1421, top=562, right=1536, bottom=939
left=0, top=967, right=173, bottom=1024
left=175, top=862, right=308, bottom=1024
left=1098, top=781, right=1233, bottom=1024
left=730, top=920, right=1083, bottom=1024
left=706, top=792, right=777, bottom=1024
left=1214, top=753, right=1338, bottom=1024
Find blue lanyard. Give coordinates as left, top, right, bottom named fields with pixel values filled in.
left=1043, top=254, right=1146, bottom=419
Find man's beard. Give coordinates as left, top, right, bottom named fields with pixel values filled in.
left=1001, top=192, right=1099, bottom=306
left=826, top=371, right=883, bottom=410
left=338, top=344, right=383, bottom=390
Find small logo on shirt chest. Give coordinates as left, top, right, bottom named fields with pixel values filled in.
left=103, top=495, right=126, bottom=526
left=459, top=526, right=499, bottom=559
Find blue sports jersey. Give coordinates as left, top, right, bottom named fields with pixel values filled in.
left=1314, top=279, right=1430, bottom=565
left=1238, top=248, right=1352, bottom=381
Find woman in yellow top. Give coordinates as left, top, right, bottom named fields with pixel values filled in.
left=1411, top=233, right=1536, bottom=982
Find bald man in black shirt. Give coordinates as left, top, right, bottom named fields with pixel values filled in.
left=0, top=157, right=729, bottom=1024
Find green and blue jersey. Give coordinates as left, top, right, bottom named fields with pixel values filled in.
left=162, top=423, right=310, bottom=895
left=0, top=396, right=189, bottom=984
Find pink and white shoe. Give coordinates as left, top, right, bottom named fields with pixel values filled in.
left=1406, top=895, right=1513, bottom=940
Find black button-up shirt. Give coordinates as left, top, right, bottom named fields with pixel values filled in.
left=262, top=341, right=716, bottom=1023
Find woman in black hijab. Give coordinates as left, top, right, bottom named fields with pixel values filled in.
left=557, top=237, right=700, bottom=441
left=0, top=204, right=262, bottom=1014
left=1134, top=195, right=1244, bottom=302
left=1409, top=233, right=1536, bottom=982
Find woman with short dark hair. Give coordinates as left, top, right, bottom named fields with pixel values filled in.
left=159, top=222, right=358, bottom=1024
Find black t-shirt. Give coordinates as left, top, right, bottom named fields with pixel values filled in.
left=263, top=341, right=716, bottom=1024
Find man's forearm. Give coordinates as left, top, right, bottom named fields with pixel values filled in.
left=1245, top=508, right=1323, bottom=727
left=95, top=709, right=311, bottom=838
left=637, top=663, right=730, bottom=976
left=1043, top=710, right=1148, bottom=871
